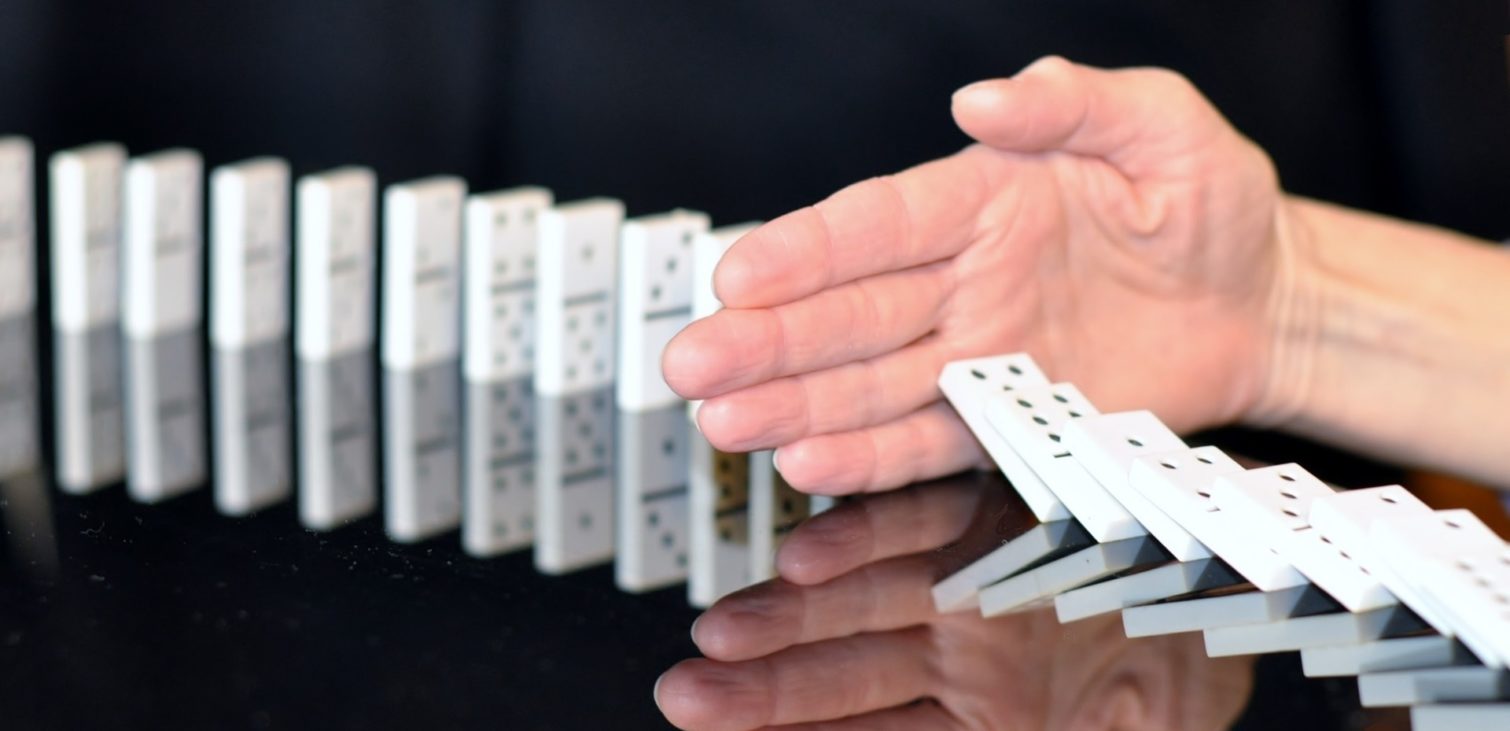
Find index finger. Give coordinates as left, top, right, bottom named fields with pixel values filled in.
left=714, top=147, right=999, bottom=309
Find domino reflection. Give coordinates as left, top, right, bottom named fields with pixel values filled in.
left=535, top=387, right=616, bottom=574
left=54, top=323, right=126, bottom=493
left=123, top=329, right=208, bottom=502
left=463, top=375, right=537, bottom=556
left=0, top=315, right=41, bottom=479
left=688, top=429, right=750, bottom=608
left=383, top=360, right=463, bottom=543
left=617, top=405, right=692, bottom=592
left=297, top=349, right=378, bottom=530
left=211, top=339, right=293, bottom=516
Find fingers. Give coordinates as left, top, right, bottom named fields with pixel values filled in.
left=952, top=55, right=1223, bottom=177
left=775, top=480, right=983, bottom=585
left=664, top=261, right=951, bottom=402
left=773, top=401, right=983, bottom=495
left=694, top=338, right=948, bottom=453
left=693, top=555, right=937, bottom=662
left=711, top=150, right=992, bottom=310
left=762, top=700, right=957, bottom=731
left=656, top=629, right=937, bottom=731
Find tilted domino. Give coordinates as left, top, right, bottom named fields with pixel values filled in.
left=209, top=158, right=293, bottom=515
left=295, top=167, right=378, bottom=529
left=533, top=198, right=624, bottom=574
left=461, top=187, right=552, bottom=557
left=122, top=149, right=207, bottom=502
left=615, top=210, right=709, bottom=592
left=49, top=143, right=128, bottom=493
left=0, top=137, right=35, bottom=319
left=381, top=177, right=466, bottom=542
left=1410, top=703, right=1510, bottom=730
left=1305, top=486, right=1444, bottom=632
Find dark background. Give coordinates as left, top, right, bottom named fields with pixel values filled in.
left=0, top=1, right=1507, bottom=729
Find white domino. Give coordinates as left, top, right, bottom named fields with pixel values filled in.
left=533, top=199, right=624, bottom=573
left=210, top=157, right=290, bottom=349
left=1202, top=603, right=1424, bottom=657
left=617, top=209, right=709, bottom=411
left=1411, top=703, right=1510, bottom=730
left=977, top=534, right=1167, bottom=617
left=749, top=451, right=810, bottom=582
left=1208, top=465, right=1393, bottom=610
left=297, top=353, right=378, bottom=530
left=1302, top=636, right=1472, bottom=678
left=688, top=431, right=753, bottom=608
left=1306, top=486, right=1443, bottom=630
left=0, top=137, right=35, bottom=318
left=932, top=518, right=1094, bottom=614
left=295, top=167, right=376, bottom=361
left=617, top=406, right=692, bottom=591
left=123, top=149, right=203, bottom=338
left=461, top=187, right=552, bottom=557
left=123, top=332, right=207, bottom=502
left=938, top=355, right=1061, bottom=521
left=1359, top=665, right=1510, bottom=707
left=50, top=142, right=126, bottom=333
left=382, top=176, right=466, bottom=370
left=687, top=223, right=757, bottom=422
left=211, top=341, right=292, bottom=515
left=982, top=383, right=1142, bottom=542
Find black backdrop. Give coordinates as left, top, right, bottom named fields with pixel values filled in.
left=0, top=2, right=1507, bottom=729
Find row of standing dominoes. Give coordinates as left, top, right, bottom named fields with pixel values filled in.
left=934, top=352, right=1510, bottom=724
left=7, top=134, right=818, bottom=608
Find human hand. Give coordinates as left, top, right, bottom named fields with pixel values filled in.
left=655, top=475, right=1255, bottom=730
left=663, top=56, right=1291, bottom=494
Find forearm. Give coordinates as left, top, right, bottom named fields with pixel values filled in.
left=1252, top=196, right=1510, bottom=488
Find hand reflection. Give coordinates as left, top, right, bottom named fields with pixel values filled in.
left=656, top=473, right=1254, bottom=731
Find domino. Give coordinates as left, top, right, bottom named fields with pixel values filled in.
left=688, top=223, right=757, bottom=422
left=1411, top=703, right=1510, bottom=730
left=295, top=167, right=377, bottom=361
left=0, top=137, right=35, bottom=318
left=535, top=388, right=617, bottom=574
left=211, top=340, right=292, bottom=516
left=1128, top=448, right=1307, bottom=592
left=123, top=149, right=203, bottom=339
left=297, top=351, right=378, bottom=530
left=1358, top=665, right=1510, bottom=707
left=210, top=157, right=290, bottom=349
left=617, top=406, right=692, bottom=591
left=49, top=143, right=128, bottom=492
left=937, top=356, right=1063, bottom=522
left=1122, top=583, right=1339, bottom=638
left=1202, top=603, right=1425, bottom=657
left=1306, top=486, right=1445, bottom=631
left=122, top=330, right=207, bottom=502
left=749, top=451, right=811, bottom=582
left=1208, top=465, right=1392, bottom=609
left=932, top=517, right=1094, bottom=614
left=460, top=187, right=552, bottom=557
left=383, top=364, right=463, bottom=542
left=0, top=315, right=40, bottom=479
left=381, top=176, right=467, bottom=370
left=1301, top=636, right=1473, bottom=678
left=617, top=209, right=709, bottom=411
left=688, top=430, right=752, bottom=608
left=977, top=534, right=1168, bottom=617
left=982, top=383, right=1142, bottom=541
left=1054, top=557, right=1241, bottom=623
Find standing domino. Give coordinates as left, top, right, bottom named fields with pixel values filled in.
left=210, top=158, right=293, bottom=515
left=122, top=149, right=207, bottom=502
left=616, top=210, right=709, bottom=592
left=0, top=137, right=35, bottom=319
left=381, top=177, right=467, bottom=542
left=50, top=143, right=128, bottom=493
left=296, top=167, right=379, bottom=529
left=462, top=187, right=553, bottom=557
left=534, top=198, right=625, bottom=574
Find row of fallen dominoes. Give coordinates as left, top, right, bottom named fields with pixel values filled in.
left=0, top=135, right=824, bottom=607
left=934, top=353, right=1510, bottom=728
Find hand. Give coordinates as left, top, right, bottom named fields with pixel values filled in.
left=655, top=476, right=1255, bottom=730
left=663, top=56, right=1290, bottom=494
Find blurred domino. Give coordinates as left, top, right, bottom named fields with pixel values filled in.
left=0, top=316, right=40, bottom=479
left=461, top=187, right=552, bottom=556
left=211, top=341, right=292, bottom=515
left=295, top=168, right=378, bottom=528
left=1359, top=665, right=1510, bottom=707
left=1302, top=636, right=1472, bottom=678
left=0, top=137, right=35, bottom=318
left=122, top=150, right=206, bottom=502
left=50, top=143, right=128, bottom=492
left=534, top=198, right=624, bottom=573
left=749, top=451, right=810, bottom=582
left=1209, top=465, right=1394, bottom=611
left=687, top=223, right=756, bottom=422
left=210, top=157, right=290, bottom=349
left=1411, top=703, right=1510, bottom=730
left=937, top=356, right=1062, bottom=522
left=381, top=177, right=466, bottom=542
left=617, top=209, right=709, bottom=410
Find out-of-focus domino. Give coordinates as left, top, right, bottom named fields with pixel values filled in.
left=297, top=351, right=378, bottom=529
left=1122, top=583, right=1338, bottom=638
left=688, top=431, right=752, bottom=608
left=0, top=137, right=35, bottom=318
left=123, top=149, right=203, bottom=339
left=49, top=144, right=130, bottom=492
left=688, top=223, right=757, bottom=422
left=1127, top=448, right=1306, bottom=591
left=295, top=167, right=376, bottom=361
left=210, top=157, right=290, bottom=349
left=933, top=517, right=1094, bottom=614
left=1208, top=465, right=1391, bottom=610
left=1358, top=665, right=1510, bottom=707
left=1060, top=411, right=1206, bottom=560
left=1372, top=510, right=1510, bottom=667
left=0, top=316, right=40, bottom=479
left=1202, top=603, right=1425, bottom=657
left=749, top=451, right=811, bottom=582
left=617, top=209, right=709, bottom=411
left=617, top=406, right=692, bottom=592
left=1301, top=636, right=1473, bottom=678
left=1306, top=486, right=1443, bottom=631
left=982, top=383, right=1142, bottom=541
left=123, top=331, right=207, bottom=502
left=977, top=534, right=1167, bottom=617
left=938, top=356, right=1063, bottom=522
left=533, top=199, right=624, bottom=574
left=1411, top=703, right=1510, bottom=730
left=461, top=187, right=552, bottom=557
left=383, top=364, right=463, bottom=542
left=211, top=340, right=292, bottom=515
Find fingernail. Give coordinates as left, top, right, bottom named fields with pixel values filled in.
left=653, top=672, right=666, bottom=710
left=771, top=448, right=783, bottom=475
left=689, top=613, right=704, bottom=645
left=952, top=80, right=1002, bottom=107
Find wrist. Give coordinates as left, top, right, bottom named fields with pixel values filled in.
left=1242, top=195, right=1321, bottom=429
